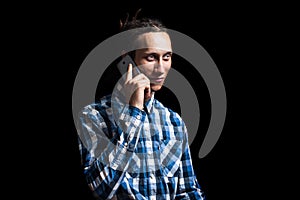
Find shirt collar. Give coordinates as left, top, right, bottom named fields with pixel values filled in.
left=144, top=92, right=155, bottom=114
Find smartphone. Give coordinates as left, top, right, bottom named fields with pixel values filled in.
left=117, top=54, right=141, bottom=77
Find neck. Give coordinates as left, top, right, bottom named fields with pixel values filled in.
left=144, top=91, right=154, bottom=102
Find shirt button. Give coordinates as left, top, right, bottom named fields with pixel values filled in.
left=150, top=173, right=155, bottom=179
left=136, top=115, right=141, bottom=120
left=128, top=132, right=134, bottom=141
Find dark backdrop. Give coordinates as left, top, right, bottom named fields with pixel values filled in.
left=44, top=3, right=251, bottom=200
left=60, top=5, right=239, bottom=199
left=8, top=1, right=286, bottom=199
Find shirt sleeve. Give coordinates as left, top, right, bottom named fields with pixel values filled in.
left=77, top=103, right=146, bottom=199
left=175, top=123, right=206, bottom=200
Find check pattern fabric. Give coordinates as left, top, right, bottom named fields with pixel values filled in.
left=77, top=88, right=205, bottom=199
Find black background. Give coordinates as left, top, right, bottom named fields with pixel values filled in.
left=5, top=1, right=295, bottom=199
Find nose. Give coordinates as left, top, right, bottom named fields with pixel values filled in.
left=154, top=58, right=164, bottom=73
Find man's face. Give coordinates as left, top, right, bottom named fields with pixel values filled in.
left=134, top=32, right=172, bottom=92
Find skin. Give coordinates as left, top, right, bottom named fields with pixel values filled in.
left=124, top=32, right=173, bottom=110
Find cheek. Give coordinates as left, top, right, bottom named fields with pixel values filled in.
left=166, top=64, right=171, bottom=71
left=138, top=63, right=155, bottom=74
left=137, top=62, right=172, bottom=75
left=165, top=64, right=171, bottom=74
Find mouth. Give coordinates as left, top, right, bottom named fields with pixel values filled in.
left=150, top=77, right=164, bottom=84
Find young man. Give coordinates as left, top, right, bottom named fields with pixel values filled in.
left=77, top=16, right=206, bottom=199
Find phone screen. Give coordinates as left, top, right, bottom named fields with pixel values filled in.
left=117, top=55, right=141, bottom=77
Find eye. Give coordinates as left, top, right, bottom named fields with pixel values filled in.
left=163, top=53, right=172, bottom=61
left=146, top=54, right=155, bottom=61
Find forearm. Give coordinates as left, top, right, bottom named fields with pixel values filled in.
left=78, top=104, right=146, bottom=199
left=175, top=124, right=205, bottom=199
left=175, top=147, right=205, bottom=200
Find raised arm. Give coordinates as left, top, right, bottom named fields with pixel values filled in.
left=77, top=103, right=146, bottom=199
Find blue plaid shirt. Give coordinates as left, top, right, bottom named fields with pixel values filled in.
left=77, top=90, right=205, bottom=199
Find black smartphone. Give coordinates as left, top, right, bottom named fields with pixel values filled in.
left=117, top=54, right=141, bottom=77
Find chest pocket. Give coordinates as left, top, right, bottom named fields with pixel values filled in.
left=160, top=139, right=183, bottom=177
left=128, top=120, right=184, bottom=176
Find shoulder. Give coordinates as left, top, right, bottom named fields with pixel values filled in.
left=80, top=95, right=112, bottom=119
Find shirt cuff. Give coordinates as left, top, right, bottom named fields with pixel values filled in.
left=117, top=105, right=146, bottom=151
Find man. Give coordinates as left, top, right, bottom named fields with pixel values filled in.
left=77, top=16, right=206, bottom=199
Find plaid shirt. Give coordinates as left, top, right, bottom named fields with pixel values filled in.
left=77, top=89, right=205, bottom=199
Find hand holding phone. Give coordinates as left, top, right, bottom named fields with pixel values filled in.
left=117, top=55, right=141, bottom=77
left=117, top=54, right=151, bottom=109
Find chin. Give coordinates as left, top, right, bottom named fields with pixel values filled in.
left=151, top=84, right=163, bottom=92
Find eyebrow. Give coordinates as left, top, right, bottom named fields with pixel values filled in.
left=143, top=51, right=173, bottom=55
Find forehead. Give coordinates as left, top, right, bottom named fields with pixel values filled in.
left=133, top=32, right=172, bottom=52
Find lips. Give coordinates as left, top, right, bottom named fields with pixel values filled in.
left=150, top=77, right=164, bottom=84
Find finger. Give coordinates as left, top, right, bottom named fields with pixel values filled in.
left=145, top=85, right=151, bottom=98
left=125, top=63, right=133, bottom=82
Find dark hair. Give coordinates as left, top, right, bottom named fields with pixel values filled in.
left=119, top=8, right=167, bottom=32
left=119, top=9, right=168, bottom=58
left=120, top=17, right=167, bottom=32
